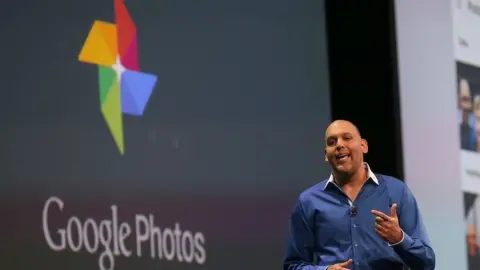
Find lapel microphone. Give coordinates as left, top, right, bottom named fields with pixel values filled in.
left=350, top=205, right=357, bottom=216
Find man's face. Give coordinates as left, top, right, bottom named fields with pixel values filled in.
left=324, top=121, right=368, bottom=175
left=459, top=79, right=472, bottom=110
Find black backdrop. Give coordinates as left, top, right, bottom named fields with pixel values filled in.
left=326, top=0, right=403, bottom=180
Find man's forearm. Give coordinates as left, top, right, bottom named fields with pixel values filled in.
left=392, top=232, right=435, bottom=270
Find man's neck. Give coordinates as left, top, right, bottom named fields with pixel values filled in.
left=334, top=165, right=368, bottom=187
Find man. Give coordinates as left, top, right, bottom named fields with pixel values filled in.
left=283, top=120, right=435, bottom=270
left=458, top=78, right=476, bottom=151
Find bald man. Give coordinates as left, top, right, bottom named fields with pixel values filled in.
left=283, top=120, right=435, bottom=270
left=458, top=78, right=476, bottom=150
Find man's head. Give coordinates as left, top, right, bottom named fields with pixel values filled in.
left=459, top=78, right=472, bottom=111
left=324, top=120, right=368, bottom=176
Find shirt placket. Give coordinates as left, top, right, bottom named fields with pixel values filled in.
left=333, top=183, right=368, bottom=270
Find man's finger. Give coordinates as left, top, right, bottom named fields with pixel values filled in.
left=375, top=223, right=390, bottom=236
left=375, top=216, right=384, bottom=223
left=371, top=210, right=391, bottom=221
left=375, top=228, right=387, bottom=238
left=338, top=259, right=353, bottom=266
left=391, top=203, right=398, bottom=218
left=375, top=224, right=387, bottom=236
left=375, top=217, right=392, bottom=229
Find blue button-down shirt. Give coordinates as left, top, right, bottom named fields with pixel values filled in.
left=283, top=165, right=435, bottom=270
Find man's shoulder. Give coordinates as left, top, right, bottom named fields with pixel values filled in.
left=297, top=178, right=329, bottom=203
left=376, top=173, right=409, bottom=193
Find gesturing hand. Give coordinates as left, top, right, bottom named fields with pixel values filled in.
left=328, top=259, right=352, bottom=269
left=371, top=203, right=403, bottom=244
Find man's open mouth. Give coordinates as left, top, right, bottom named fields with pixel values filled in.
left=336, top=154, right=350, bottom=161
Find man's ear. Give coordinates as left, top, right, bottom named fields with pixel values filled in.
left=324, top=149, right=328, bottom=162
left=361, top=138, right=369, bottom=154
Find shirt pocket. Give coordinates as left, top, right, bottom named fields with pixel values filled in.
left=360, top=187, right=393, bottom=232
left=313, top=208, right=352, bottom=249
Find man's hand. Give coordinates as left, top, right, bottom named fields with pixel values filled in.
left=371, top=203, right=403, bottom=244
left=327, top=259, right=353, bottom=269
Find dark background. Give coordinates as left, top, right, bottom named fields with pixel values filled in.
left=0, top=0, right=404, bottom=269
left=0, top=0, right=335, bottom=269
left=326, top=1, right=402, bottom=181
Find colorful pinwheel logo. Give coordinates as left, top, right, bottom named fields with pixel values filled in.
left=78, top=0, right=157, bottom=155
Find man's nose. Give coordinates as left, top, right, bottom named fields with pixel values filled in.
left=336, top=140, right=345, bottom=149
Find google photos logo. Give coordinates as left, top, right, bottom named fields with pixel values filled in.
left=78, top=0, right=157, bottom=155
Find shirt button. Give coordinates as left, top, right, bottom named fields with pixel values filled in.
left=354, top=244, right=358, bottom=247
left=353, top=224, right=357, bottom=228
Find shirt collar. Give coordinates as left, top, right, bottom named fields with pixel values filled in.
left=324, top=163, right=379, bottom=190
